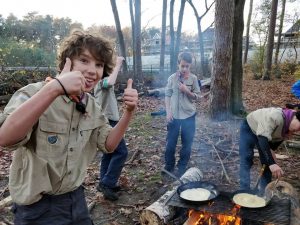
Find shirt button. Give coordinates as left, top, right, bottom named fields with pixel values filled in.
left=72, top=127, right=76, bottom=131
left=70, top=148, right=73, bottom=152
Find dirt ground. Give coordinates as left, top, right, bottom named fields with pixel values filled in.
left=0, top=74, right=300, bottom=225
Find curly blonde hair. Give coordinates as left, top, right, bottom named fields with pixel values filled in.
left=57, top=29, right=115, bottom=74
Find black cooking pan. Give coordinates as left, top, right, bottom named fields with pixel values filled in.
left=177, top=181, right=219, bottom=204
left=231, top=189, right=272, bottom=208
left=161, top=168, right=219, bottom=204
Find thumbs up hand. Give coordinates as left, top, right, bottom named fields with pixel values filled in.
left=56, top=58, right=86, bottom=96
left=123, top=79, right=138, bottom=112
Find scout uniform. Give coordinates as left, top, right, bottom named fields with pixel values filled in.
left=0, top=81, right=112, bottom=224
left=164, top=72, right=200, bottom=176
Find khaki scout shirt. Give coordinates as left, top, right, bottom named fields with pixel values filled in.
left=246, top=107, right=284, bottom=142
left=165, top=72, right=200, bottom=119
left=94, top=78, right=120, bottom=121
left=0, top=81, right=112, bottom=205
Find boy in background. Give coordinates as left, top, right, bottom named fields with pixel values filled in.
left=163, top=52, right=200, bottom=177
left=94, top=56, right=128, bottom=201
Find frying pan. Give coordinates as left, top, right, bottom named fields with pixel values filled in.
left=177, top=181, right=219, bottom=204
left=161, top=168, right=219, bottom=204
left=231, top=189, right=273, bottom=208
left=232, top=165, right=275, bottom=208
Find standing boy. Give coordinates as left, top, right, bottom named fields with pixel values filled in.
left=0, top=30, right=138, bottom=225
left=164, top=52, right=200, bottom=177
left=94, top=56, right=128, bottom=201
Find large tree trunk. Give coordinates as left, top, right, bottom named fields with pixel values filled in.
left=159, top=0, right=168, bottom=76
left=110, top=0, right=128, bottom=73
left=274, top=0, right=286, bottom=66
left=173, top=0, right=186, bottom=72
left=262, top=0, right=279, bottom=80
left=231, top=0, right=246, bottom=115
left=169, top=0, right=176, bottom=73
left=243, top=0, right=253, bottom=64
left=209, top=0, right=234, bottom=121
left=134, top=0, right=143, bottom=82
left=139, top=167, right=203, bottom=225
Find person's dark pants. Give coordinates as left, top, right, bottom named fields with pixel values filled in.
left=12, top=186, right=93, bottom=225
left=100, top=120, right=128, bottom=188
left=239, top=120, right=272, bottom=192
left=164, top=114, right=196, bottom=176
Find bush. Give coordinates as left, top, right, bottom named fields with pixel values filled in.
left=294, top=65, right=300, bottom=80
left=248, top=47, right=265, bottom=79
left=280, top=60, right=297, bottom=76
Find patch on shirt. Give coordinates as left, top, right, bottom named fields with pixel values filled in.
left=47, top=135, right=58, bottom=144
left=17, top=93, right=30, bottom=101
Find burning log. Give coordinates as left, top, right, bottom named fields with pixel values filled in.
left=266, top=180, right=300, bottom=225
left=139, top=167, right=203, bottom=225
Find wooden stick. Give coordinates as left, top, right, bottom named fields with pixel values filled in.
left=125, top=149, right=141, bottom=165
left=212, top=144, right=231, bottom=183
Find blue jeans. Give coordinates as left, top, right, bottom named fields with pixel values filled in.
left=239, top=120, right=272, bottom=192
left=100, top=120, right=128, bottom=188
left=164, top=114, right=196, bottom=176
left=12, top=186, right=93, bottom=225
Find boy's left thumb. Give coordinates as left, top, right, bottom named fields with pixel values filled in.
left=127, top=79, right=133, bottom=89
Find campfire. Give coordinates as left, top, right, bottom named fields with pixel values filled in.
left=185, top=205, right=241, bottom=225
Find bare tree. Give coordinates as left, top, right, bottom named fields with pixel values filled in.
left=134, top=0, right=143, bottom=82
left=172, top=0, right=186, bottom=72
left=187, top=0, right=215, bottom=76
left=243, top=0, right=253, bottom=64
left=169, top=0, right=176, bottom=73
left=159, top=0, right=168, bottom=75
left=173, top=0, right=186, bottom=72
left=231, top=0, right=246, bottom=115
left=129, top=0, right=136, bottom=77
left=209, top=0, right=234, bottom=121
left=262, top=0, right=279, bottom=80
left=110, top=0, right=128, bottom=73
left=274, top=0, right=286, bottom=66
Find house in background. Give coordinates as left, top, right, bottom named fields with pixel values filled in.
left=274, top=20, right=300, bottom=63
left=281, top=20, right=300, bottom=48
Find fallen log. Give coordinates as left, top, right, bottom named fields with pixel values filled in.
left=147, top=88, right=165, bottom=97
left=285, top=140, right=300, bottom=149
left=139, top=167, right=203, bottom=225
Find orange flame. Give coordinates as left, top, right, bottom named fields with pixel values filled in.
left=186, top=205, right=241, bottom=225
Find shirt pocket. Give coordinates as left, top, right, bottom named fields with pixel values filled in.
left=36, top=120, right=69, bottom=158
left=79, top=120, right=102, bottom=143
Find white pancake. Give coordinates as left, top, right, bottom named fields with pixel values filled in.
left=180, top=188, right=211, bottom=201
left=233, top=193, right=266, bottom=208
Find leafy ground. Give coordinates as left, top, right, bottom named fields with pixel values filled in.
left=0, top=73, right=300, bottom=225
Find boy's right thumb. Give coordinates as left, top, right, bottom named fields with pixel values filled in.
left=61, top=58, right=72, bottom=74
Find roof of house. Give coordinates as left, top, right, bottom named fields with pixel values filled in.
left=284, top=20, right=300, bottom=37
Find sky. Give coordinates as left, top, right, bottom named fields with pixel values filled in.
left=0, top=0, right=215, bottom=34
left=0, top=0, right=299, bottom=35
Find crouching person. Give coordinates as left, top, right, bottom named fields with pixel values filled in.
left=0, top=30, right=138, bottom=225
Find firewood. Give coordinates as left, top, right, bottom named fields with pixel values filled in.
left=139, top=167, right=203, bottom=225
left=265, top=180, right=300, bottom=225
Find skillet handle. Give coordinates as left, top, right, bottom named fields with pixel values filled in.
left=161, top=168, right=184, bottom=185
